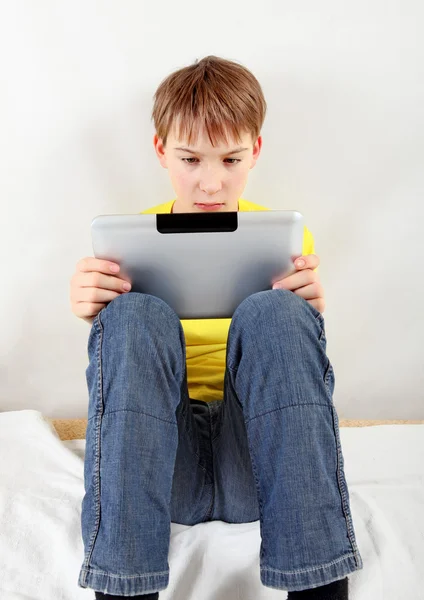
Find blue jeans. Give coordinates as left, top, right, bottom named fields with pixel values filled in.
left=78, top=290, right=363, bottom=595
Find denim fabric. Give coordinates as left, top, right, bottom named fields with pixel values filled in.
left=78, top=290, right=363, bottom=595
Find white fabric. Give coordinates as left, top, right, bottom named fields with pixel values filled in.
left=0, top=410, right=423, bottom=600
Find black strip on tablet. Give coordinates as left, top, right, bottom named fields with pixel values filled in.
left=156, top=212, right=238, bottom=233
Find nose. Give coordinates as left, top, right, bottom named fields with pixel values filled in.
left=199, top=181, right=222, bottom=195
left=199, top=169, right=222, bottom=195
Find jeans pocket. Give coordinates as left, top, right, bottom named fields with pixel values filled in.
left=312, top=312, right=333, bottom=395
left=324, top=361, right=335, bottom=398
left=86, top=317, right=104, bottom=421
left=305, top=299, right=325, bottom=338
left=315, top=312, right=326, bottom=344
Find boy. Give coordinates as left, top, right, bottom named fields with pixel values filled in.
left=71, top=55, right=363, bottom=599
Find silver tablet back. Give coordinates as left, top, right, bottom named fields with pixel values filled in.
left=91, top=210, right=304, bottom=319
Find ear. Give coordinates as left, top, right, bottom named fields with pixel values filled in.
left=153, top=134, right=168, bottom=168
left=250, top=135, right=262, bottom=169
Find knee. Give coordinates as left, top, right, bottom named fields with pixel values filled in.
left=99, top=291, right=181, bottom=331
left=233, top=289, right=315, bottom=325
left=229, top=290, right=326, bottom=360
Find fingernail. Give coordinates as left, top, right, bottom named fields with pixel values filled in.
left=296, top=259, right=305, bottom=267
left=123, top=283, right=131, bottom=291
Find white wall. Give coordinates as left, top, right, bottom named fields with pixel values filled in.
left=1, top=1, right=423, bottom=419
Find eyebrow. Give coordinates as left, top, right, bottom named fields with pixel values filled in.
left=174, top=146, right=249, bottom=156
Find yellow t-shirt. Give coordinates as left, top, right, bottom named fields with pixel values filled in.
left=141, top=198, right=315, bottom=402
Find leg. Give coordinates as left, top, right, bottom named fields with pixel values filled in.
left=78, top=292, right=213, bottom=596
left=212, top=289, right=363, bottom=591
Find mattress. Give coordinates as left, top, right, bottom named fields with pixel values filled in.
left=0, top=409, right=423, bottom=600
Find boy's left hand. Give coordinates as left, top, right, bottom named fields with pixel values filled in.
left=272, top=254, right=325, bottom=314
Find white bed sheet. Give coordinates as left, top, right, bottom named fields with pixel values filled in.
left=0, top=409, right=423, bottom=600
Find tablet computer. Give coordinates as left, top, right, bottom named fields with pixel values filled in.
left=91, top=210, right=304, bottom=319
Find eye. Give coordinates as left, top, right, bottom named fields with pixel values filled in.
left=181, top=157, right=199, bottom=164
left=181, top=158, right=241, bottom=164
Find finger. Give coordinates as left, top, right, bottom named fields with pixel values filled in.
left=305, top=297, right=325, bottom=314
left=272, top=271, right=305, bottom=291
left=73, top=302, right=107, bottom=319
left=292, top=282, right=324, bottom=301
left=76, top=287, right=123, bottom=305
left=77, top=257, right=121, bottom=275
left=75, top=271, right=131, bottom=293
left=294, top=254, right=320, bottom=270
left=273, top=269, right=318, bottom=291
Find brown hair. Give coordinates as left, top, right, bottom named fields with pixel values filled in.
left=152, top=55, right=267, bottom=147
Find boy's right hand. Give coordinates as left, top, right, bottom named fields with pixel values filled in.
left=70, top=257, right=132, bottom=325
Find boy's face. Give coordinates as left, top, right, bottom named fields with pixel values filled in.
left=154, top=125, right=262, bottom=213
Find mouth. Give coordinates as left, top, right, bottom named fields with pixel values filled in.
left=195, top=203, right=224, bottom=210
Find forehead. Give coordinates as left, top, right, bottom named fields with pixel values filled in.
left=169, top=121, right=252, bottom=150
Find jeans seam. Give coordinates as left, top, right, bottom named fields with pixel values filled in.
left=175, top=402, right=213, bottom=523
left=331, top=406, right=362, bottom=564
left=243, top=418, right=266, bottom=561
left=80, top=566, right=170, bottom=578
left=201, top=406, right=216, bottom=521
left=88, top=407, right=177, bottom=427
left=176, top=402, right=211, bottom=483
left=82, top=312, right=104, bottom=573
left=245, top=402, right=332, bottom=424
left=261, top=551, right=357, bottom=575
